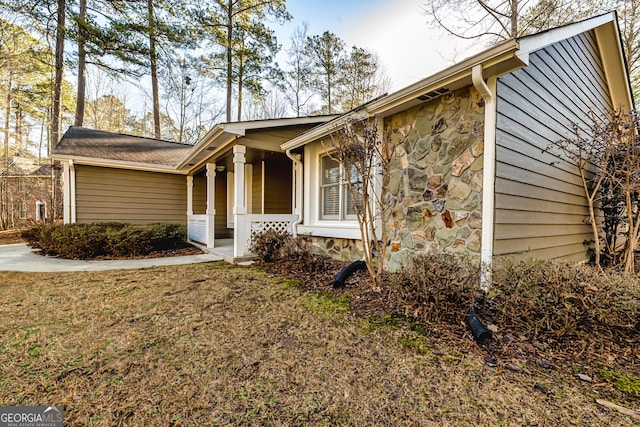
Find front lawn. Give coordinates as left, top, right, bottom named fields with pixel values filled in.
left=0, top=263, right=637, bottom=425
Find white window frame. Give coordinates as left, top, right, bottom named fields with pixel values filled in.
left=36, top=201, right=46, bottom=221
left=298, top=140, right=384, bottom=240
left=319, top=153, right=362, bottom=221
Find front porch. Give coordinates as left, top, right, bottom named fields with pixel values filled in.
left=185, top=144, right=299, bottom=261
left=188, top=213, right=297, bottom=261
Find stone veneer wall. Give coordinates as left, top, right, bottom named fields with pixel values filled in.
left=384, top=85, right=485, bottom=271
left=310, top=86, right=485, bottom=271
left=310, top=236, right=363, bottom=261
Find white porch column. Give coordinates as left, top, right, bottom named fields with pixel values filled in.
left=233, top=145, right=247, bottom=258
left=186, top=175, right=194, bottom=216
left=63, top=161, right=71, bottom=224
left=63, top=160, right=76, bottom=223
left=206, top=163, right=216, bottom=248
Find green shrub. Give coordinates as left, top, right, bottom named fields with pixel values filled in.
left=395, top=252, right=483, bottom=322
left=489, top=259, right=640, bottom=340
left=22, top=222, right=188, bottom=260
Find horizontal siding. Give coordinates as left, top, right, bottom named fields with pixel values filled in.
left=495, top=30, right=611, bottom=262
left=75, top=165, right=187, bottom=224
left=192, top=174, right=206, bottom=215
left=264, top=158, right=292, bottom=214
left=252, top=162, right=263, bottom=214
left=215, top=173, right=231, bottom=238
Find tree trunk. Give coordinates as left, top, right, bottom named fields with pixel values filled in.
left=52, top=0, right=65, bottom=147
left=148, top=0, right=161, bottom=139
left=225, top=0, right=233, bottom=122
left=510, top=0, right=518, bottom=37
left=74, top=0, right=87, bottom=127
left=39, top=115, right=45, bottom=162
left=237, top=52, right=243, bottom=121
left=2, top=70, right=12, bottom=230
left=327, top=74, right=332, bottom=114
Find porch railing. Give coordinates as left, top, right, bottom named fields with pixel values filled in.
left=189, top=213, right=297, bottom=257
left=239, top=214, right=297, bottom=257
left=187, top=214, right=208, bottom=245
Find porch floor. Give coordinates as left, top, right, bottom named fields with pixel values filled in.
left=192, top=238, right=256, bottom=264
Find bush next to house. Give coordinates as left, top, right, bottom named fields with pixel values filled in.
left=22, top=223, right=189, bottom=260
left=395, top=253, right=639, bottom=344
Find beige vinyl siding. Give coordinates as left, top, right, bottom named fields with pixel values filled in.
left=215, top=172, right=231, bottom=238
left=264, top=157, right=292, bottom=214
left=75, top=165, right=187, bottom=224
left=494, top=30, right=611, bottom=262
left=192, top=170, right=231, bottom=238
left=192, top=174, right=206, bottom=214
left=251, top=162, right=263, bottom=214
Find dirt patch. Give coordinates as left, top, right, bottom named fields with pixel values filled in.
left=1, top=263, right=636, bottom=425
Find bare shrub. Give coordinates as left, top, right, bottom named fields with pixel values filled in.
left=395, top=252, right=483, bottom=322
left=489, top=259, right=640, bottom=340
left=252, top=230, right=330, bottom=273
left=249, top=229, right=291, bottom=262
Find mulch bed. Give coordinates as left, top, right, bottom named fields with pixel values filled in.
left=260, top=257, right=640, bottom=407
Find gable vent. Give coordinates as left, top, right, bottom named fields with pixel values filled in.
left=417, top=88, right=450, bottom=101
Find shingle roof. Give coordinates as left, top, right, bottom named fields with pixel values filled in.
left=54, top=127, right=193, bottom=167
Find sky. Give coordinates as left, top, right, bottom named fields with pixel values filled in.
left=88, top=0, right=478, bottom=127
left=274, top=0, right=476, bottom=91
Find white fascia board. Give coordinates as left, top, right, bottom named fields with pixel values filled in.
left=517, top=12, right=615, bottom=60
left=176, top=126, right=239, bottom=170
left=51, top=154, right=188, bottom=174
left=365, top=39, right=520, bottom=114
left=281, top=111, right=369, bottom=152
left=220, top=115, right=338, bottom=133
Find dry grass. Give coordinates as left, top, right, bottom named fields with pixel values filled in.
left=0, top=228, right=26, bottom=244
left=0, top=262, right=638, bottom=426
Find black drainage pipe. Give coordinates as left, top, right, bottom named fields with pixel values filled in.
left=333, top=260, right=366, bottom=289
left=465, top=308, right=492, bottom=345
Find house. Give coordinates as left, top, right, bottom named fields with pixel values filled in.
left=53, top=13, right=632, bottom=270
left=52, top=117, right=337, bottom=260
left=279, top=12, right=632, bottom=272
left=0, top=156, right=57, bottom=229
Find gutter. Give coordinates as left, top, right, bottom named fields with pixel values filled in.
left=285, top=149, right=303, bottom=236
left=472, top=64, right=497, bottom=289
left=52, top=154, right=186, bottom=175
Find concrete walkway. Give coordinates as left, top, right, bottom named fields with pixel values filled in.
left=0, top=243, right=222, bottom=272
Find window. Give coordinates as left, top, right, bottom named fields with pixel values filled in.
left=18, top=178, right=24, bottom=192
left=19, top=202, right=27, bottom=219
left=36, top=201, right=46, bottom=221
left=320, top=155, right=363, bottom=220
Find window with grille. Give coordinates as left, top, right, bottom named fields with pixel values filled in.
left=320, top=154, right=364, bottom=221
left=19, top=202, right=27, bottom=219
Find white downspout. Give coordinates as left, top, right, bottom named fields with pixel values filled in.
left=286, top=149, right=302, bottom=237
left=472, top=64, right=497, bottom=289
